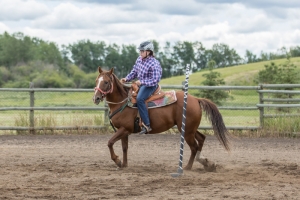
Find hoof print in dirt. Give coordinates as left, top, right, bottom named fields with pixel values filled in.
left=198, top=157, right=217, bottom=172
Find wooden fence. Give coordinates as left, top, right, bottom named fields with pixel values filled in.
left=1, top=84, right=300, bottom=133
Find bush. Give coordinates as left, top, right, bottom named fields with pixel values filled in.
left=196, top=60, right=231, bottom=105
left=33, top=70, right=74, bottom=88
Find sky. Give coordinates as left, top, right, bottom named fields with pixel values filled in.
left=0, top=0, right=300, bottom=57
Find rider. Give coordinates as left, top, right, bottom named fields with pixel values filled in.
left=121, top=41, right=162, bottom=134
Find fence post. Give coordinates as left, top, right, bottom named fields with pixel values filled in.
left=181, top=81, right=185, bottom=91
left=259, top=84, right=264, bottom=128
left=29, top=82, right=35, bottom=134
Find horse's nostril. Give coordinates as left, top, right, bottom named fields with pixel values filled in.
left=96, top=97, right=100, bottom=100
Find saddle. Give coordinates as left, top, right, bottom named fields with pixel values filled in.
left=128, top=83, right=177, bottom=133
left=130, top=82, right=165, bottom=104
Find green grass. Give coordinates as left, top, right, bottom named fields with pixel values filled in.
left=0, top=91, right=106, bottom=107
left=0, top=110, right=106, bottom=126
left=199, top=110, right=259, bottom=127
left=261, top=117, right=300, bottom=137
left=160, top=57, right=300, bottom=85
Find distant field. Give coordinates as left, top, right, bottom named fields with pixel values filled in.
left=160, top=57, right=300, bottom=85
left=1, top=57, right=300, bottom=134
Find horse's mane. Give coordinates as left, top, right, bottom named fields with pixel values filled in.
left=112, top=73, right=131, bottom=96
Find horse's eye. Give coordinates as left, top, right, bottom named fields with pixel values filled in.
left=104, top=81, right=108, bottom=84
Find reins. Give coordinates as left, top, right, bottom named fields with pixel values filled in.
left=108, top=100, right=129, bottom=133
left=106, top=97, right=129, bottom=104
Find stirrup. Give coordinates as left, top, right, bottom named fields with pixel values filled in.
left=139, top=125, right=152, bottom=135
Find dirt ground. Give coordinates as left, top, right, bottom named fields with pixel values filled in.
left=0, top=133, right=299, bottom=200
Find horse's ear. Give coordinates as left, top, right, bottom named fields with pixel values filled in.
left=98, top=67, right=103, bottom=73
left=108, top=67, right=114, bottom=75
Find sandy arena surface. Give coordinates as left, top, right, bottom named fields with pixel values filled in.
left=0, top=133, right=299, bottom=200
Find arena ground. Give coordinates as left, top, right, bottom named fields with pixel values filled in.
left=0, top=134, right=299, bottom=200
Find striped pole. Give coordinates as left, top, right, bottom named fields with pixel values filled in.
left=171, top=64, right=190, bottom=178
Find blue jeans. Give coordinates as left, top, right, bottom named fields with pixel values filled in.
left=136, top=85, right=157, bottom=126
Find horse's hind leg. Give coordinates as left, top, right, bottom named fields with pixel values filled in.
left=195, top=131, right=217, bottom=172
left=195, top=131, right=206, bottom=161
left=183, top=131, right=199, bottom=170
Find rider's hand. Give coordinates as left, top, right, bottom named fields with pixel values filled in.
left=135, top=80, right=141, bottom=86
left=120, top=78, right=127, bottom=83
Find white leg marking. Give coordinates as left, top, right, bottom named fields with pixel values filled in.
left=196, top=151, right=201, bottom=161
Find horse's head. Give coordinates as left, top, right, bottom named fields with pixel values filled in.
left=93, top=67, right=114, bottom=105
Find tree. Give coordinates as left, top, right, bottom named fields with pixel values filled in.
left=207, top=43, right=242, bottom=68
left=259, top=51, right=269, bottom=61
left=118, top=44, right=139, bottom=78
left=193, top=41, right=207, bottom=71
left=151, top=39, right=160, bottom=55
left=197, top=60, right=230, bottom=105
left=104, top=43, right=121, bottom=71
left=0, top=32, right=33, bottom=66
left=156, top=42, right=175, bottom=78
left=289, top=46, right=300, bottom=57
left=34, top=41, right=63, bottom=67
left=173, top=41, right=195, bottom=74
left=69, top=40, right=106, bottom=73
left=245, top=50, right=257, bottom=63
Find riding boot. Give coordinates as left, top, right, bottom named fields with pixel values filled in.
left=139, top=125, right=152, bottom=135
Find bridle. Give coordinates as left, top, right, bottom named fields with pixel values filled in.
left=94, top=74, right=129, bottom=105
left=94, top=75, right=114, bottom=95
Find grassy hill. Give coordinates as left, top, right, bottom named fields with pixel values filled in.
left=160, top=57, right=300, bottom=86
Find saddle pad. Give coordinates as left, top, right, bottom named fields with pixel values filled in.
left=128, top=90, right=177, bottom=109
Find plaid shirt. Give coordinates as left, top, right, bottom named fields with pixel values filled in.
left=125, top=56, right=162, bottom=87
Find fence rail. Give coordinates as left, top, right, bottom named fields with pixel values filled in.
left=0, top=107, right=107, bottom=111
left=1, top=84, right=300, bottom=133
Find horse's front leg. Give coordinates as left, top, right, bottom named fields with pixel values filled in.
left=107, top=127, right=129, bottom=168
left=121, top=135, right=128, bottom=168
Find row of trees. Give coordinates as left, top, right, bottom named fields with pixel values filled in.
left=0, top=31, right=299, bottom=88
left=66, top=39, right=242, bottom=78
left=245, top=46, right=300, bottom=63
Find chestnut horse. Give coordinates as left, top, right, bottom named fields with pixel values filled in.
left=93, top=67, right=230, bottom=170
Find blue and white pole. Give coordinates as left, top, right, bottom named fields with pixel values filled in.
left=171, top=64, right=190, bottom=178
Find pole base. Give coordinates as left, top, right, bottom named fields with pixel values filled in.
left=170, top=168, right=184, bottom=178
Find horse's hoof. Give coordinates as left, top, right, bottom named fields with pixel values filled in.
left=113, top=158, right=122, bottom=168
left=183, top=166, right=192, bottom=170
left=116, top=161, right=122, bottom=168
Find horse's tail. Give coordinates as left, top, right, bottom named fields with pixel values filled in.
left=198, top=98, right=231, bottom=152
